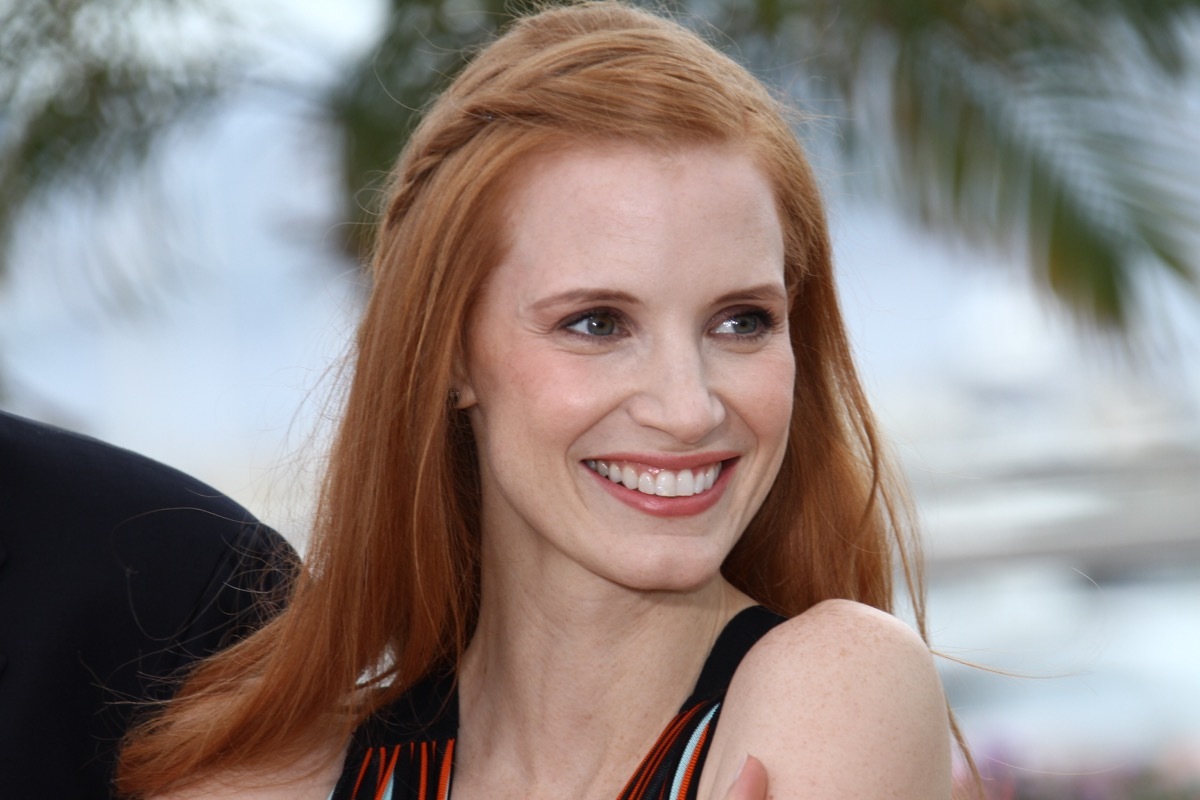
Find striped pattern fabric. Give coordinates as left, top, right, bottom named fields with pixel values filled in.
left=342, top=740, right=456, bottom=800
left=617, top=701, right=721, bottom=800
left=330, top=606, right=782, bottom=800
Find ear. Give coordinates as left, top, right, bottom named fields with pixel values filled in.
left=451, top=361, right=478, bottom=410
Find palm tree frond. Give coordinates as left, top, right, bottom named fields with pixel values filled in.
left=817, top=0, right=1200, bottom=330
left=327, top=0, right=518, bottom=259
left=0, top=0, right=247, bottom=280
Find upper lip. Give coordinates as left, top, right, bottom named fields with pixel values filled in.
left=582, top=451, right=739, bottom=471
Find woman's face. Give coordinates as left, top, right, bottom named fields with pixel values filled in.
left=460, top=142, right=795, bottom=594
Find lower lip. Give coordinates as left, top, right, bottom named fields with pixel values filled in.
left=584, top=460, right=737, bottom=518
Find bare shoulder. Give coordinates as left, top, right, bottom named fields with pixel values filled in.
left=698, top=599, right=952, bottom=799
left=149, top=741, right=345, bottom=800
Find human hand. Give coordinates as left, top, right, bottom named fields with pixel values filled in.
left=723, top=755, right=767, bottom=800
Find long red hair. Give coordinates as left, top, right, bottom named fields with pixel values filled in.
left=117, top=2, right=927, bottom=794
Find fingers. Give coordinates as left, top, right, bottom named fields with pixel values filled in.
left=723, top=754, right=768, bottom=800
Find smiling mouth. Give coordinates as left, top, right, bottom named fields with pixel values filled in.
left=584, top=459, right=724, bottom=498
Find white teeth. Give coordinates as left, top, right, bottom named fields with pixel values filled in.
left=586, top=459, right=724, bottom=498
left=622, top=465, right=638, bottom=490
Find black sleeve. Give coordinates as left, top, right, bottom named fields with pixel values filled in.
left=0, top=411, right=299, bottom=799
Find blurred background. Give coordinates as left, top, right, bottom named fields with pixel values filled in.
left=2, top=1, right=1198, bottom=797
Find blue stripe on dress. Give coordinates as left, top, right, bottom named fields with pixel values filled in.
left=669, top=702, right=721, bottom=800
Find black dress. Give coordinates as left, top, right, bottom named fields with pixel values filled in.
left=330, top=605, right=784, bottom=800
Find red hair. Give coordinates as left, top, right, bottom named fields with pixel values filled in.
left=117, top=2, right=930, bottom=794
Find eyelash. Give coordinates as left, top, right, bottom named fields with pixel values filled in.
left=561, top=308, right=626, bottom=339
left=712, top=307, right=781, bottom=340
left=559, top=307, right=782, bottom=341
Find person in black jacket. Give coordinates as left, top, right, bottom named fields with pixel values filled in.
left=0, top=410, right=297, bottom=798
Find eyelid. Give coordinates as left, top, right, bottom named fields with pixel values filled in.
left=556, top=304, right=783, bottom=340
left=710, top=305, right=782, bottom=336
left=560, top=307, right=628, bottom=338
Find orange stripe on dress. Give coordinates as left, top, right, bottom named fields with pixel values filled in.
left=374, top=747, right=401, bottom=800
left=417, top=741, right=429, bottom=800
left=618, top=705, right=702, bottom=799
left=436, top=739, right=456, bottom=800
left=349, top=748, right=374, bottom=798
left=623, top=712, right=684, bottom=797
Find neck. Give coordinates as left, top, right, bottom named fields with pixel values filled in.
left=454, top=561, right=751, bottom=797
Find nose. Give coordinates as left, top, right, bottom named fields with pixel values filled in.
left=626, top=345, right=726, bottom=444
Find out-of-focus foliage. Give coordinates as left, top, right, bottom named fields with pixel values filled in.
left=771, top=0, right=1200, bottom=330
left=0, top=1, right=252, bottom=269
left=325, top=0, right=518, bottom=257
left=2, top=0, right=1200, bottom=331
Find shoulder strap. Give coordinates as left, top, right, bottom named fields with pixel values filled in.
left=682, top=605, right=786, bottom=709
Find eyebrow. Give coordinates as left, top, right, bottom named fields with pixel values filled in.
left=527, top=282, right=787, bottom=313
left=711, top=283, right=789, bottom=305
left=527, top=288, right=641, bottom=313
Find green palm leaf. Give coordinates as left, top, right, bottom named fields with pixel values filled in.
left=2, top=0, right=1198, bottom=334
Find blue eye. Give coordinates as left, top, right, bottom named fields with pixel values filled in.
left=564, top=311, right=620, bottom=336
left=713, top=310, right=775, bottom=337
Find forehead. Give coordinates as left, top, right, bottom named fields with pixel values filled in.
left=487, top=141, right=784, bottom=300
left=506, top=140, right=774, bottom=226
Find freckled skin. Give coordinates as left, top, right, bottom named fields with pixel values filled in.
left=459, top=142, right=794, bottom=595
left=698, top=601, right=953, bottom=800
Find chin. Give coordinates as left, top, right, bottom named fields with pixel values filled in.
left=608, top=549, right=728, bottom=595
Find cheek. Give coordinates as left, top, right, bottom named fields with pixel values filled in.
left=472, top=346, right=620, bottom=449
left=737, top=351, right=796, bottom=444
left=516, top=353, right=609, bottom=414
